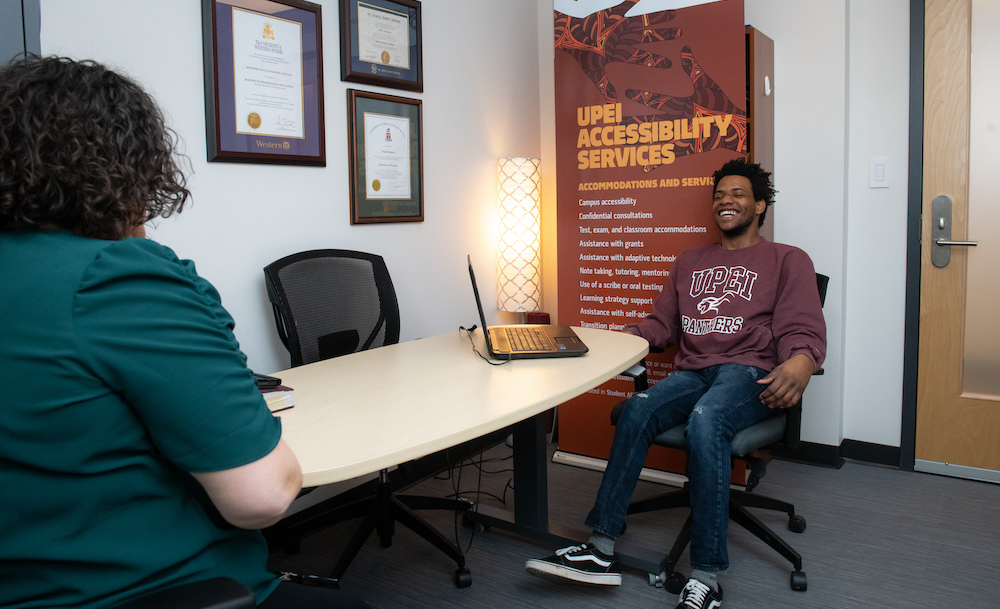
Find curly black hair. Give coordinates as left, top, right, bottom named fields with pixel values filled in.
left=0, top=55, right=190, bottom=240
left=712, top=158, right=776, bottom=227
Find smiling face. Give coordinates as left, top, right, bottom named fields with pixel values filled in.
left=712, top=175, right=766, bottom=245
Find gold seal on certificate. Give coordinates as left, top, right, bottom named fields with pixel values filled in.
left=231, top=7, right=305, bottom=139
left=372, top=179, right=381, bottom=192
left=357, top=5, right=410, bottom=70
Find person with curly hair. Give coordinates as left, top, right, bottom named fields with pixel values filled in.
left=0, top=56, right=367, bottom=609
left=526, top=159, right=825, bottom=609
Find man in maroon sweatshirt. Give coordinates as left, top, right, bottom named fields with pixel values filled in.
left=526, top=159, right=826, bottom=609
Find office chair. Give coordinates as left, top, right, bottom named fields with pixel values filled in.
left=263, top=249, right=473, bottom=588
left=113, top=577, right=255, bottom=609
left=609, top=273, right=828, bottom=594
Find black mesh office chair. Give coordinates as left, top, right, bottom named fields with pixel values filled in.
left=263, top=249, right=472, bottom=588
left=264, top=249, right=400, bottom=366
left=113, top=578, right=255, bottom=609
left=609, top=273, right=828, bottom=594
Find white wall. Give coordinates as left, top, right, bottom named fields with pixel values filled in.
left=39, top=0, right=542, bottom=375
left=40, top=0, right=911, bottom=450
left=743, top=0, right=910, bottom=448
left=741, top=1, right=848, bottom=447
left=842, top=0, right=910, bottom=447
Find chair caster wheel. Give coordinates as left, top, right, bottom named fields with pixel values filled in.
left=788, top=514, right=807, bottom=533
left=791, top=570, right=807, bottom=591
left=648, top=571, right=666, bottom=588
left=665, top=572, right=686, bottom=594
left=461, top=512, right=489, bottom=533
left=454, top=567, right=472, bottom=588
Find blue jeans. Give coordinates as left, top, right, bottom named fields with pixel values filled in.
left=584, top=363, right=774, bottom=572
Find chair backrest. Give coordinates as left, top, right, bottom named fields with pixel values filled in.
left=264, top=249, right=400, bottom=367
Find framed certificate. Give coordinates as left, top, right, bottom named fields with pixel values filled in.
left=202, top=0, right=326, bottom=165
left=347, top=89, right=423, bottom=224
left=339, top=0, right=423, bottom=92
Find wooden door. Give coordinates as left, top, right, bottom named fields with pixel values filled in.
left=916, top=0, right=1000, bottom=481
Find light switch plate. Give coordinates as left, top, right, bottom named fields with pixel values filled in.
left=870, top=157, right=890, bottom=188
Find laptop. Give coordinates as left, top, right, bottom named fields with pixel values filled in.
left=467, top=255, right=588, bottom=359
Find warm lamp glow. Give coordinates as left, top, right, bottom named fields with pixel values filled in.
left=497, top=157, right=541, bottom=313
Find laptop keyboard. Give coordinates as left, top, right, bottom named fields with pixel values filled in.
left=507, top=327, right=551, bottom=351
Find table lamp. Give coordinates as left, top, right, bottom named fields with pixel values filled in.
left=496, top=157, right=541, bottom=319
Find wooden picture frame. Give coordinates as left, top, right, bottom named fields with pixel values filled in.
left=339, top=0, right=423, bottom=92
left=202, top=0, right=326, bottom=165
left=347, top=89, right=423, bottom=224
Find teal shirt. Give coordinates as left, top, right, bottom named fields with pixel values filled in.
left=0, top=231, right=282, bottom=607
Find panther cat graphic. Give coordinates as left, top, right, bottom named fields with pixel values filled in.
left=697, top=291, right=739, bottom=314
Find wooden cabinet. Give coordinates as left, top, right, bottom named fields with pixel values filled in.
left=747, top=28, right=775, bottom=242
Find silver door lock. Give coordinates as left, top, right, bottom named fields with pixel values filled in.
left=931, top=194, right=978, bottom=268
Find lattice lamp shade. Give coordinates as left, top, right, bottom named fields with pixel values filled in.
left=497, top=157, right=541, bottom=313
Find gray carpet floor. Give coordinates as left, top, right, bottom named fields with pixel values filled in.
left=268, top=444, right=1000, bottom=608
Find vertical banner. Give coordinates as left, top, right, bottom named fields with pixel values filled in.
left=554, top=0, right=747, bottom=471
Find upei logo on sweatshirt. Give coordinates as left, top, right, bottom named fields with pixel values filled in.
left=682, top=265, right=758, bottom=336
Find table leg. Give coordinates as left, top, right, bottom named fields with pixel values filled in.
left=511, top=411, right=548, bottom=530
left=466, top=410, right=669, bottom=577
left=466, top=410, right=583, bottom=545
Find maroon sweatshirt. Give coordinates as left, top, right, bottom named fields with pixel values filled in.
left=625, top=238, right=826, bottom=373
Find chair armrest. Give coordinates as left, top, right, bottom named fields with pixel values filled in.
left=780, top=368, right=821, bottom=450
left=622, top=363, right=647, bottom=377
left=619, top=358, right=649, bottom=392
left=783, top=404, right=802, bottom=452
left=113, top=577, right=256, bottom=609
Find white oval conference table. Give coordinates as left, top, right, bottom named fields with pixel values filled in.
left=270, top=326, right=660, bottom=574
left=272, top=326, right=647, bottom=487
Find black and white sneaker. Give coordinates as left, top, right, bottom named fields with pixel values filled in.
left=524, top=543, right=622, bottom=585
left=676, top=578, right=723, bottom=609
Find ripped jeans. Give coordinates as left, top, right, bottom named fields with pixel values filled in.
left=584, top=363, right=773, bottom=572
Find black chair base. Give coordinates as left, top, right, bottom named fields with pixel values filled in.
left=330, top=470, right=473, bottom=587
left=274, top=469, right=473, bottom=587
left=628, top=484, right=807, bottom=592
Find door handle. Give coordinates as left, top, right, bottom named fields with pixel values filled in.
left=931, top=195, right=979, bottom=267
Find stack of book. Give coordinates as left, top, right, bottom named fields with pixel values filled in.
left=253, top=372, right=294, bottom=413
left=260, top=385, right=295, bottom=413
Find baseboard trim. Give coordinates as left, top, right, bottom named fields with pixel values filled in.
left=778, top=439, right=901, bottom=469
left=777, top=441, right=845, bottom=469
left=841, top=439, right=900, bottom=466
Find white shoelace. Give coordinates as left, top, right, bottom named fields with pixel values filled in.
left=680, top=579, right=711, bottom=608
left=554, top=544, right=587, bottom=556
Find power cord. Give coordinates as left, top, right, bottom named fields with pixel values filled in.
left=449, top=447, right=485, bottom=554
left=459, top=325, right=512, bottom=366
left=441, top=444, right=515, bottom=555
left=434, top=453, right=513, bottom=479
